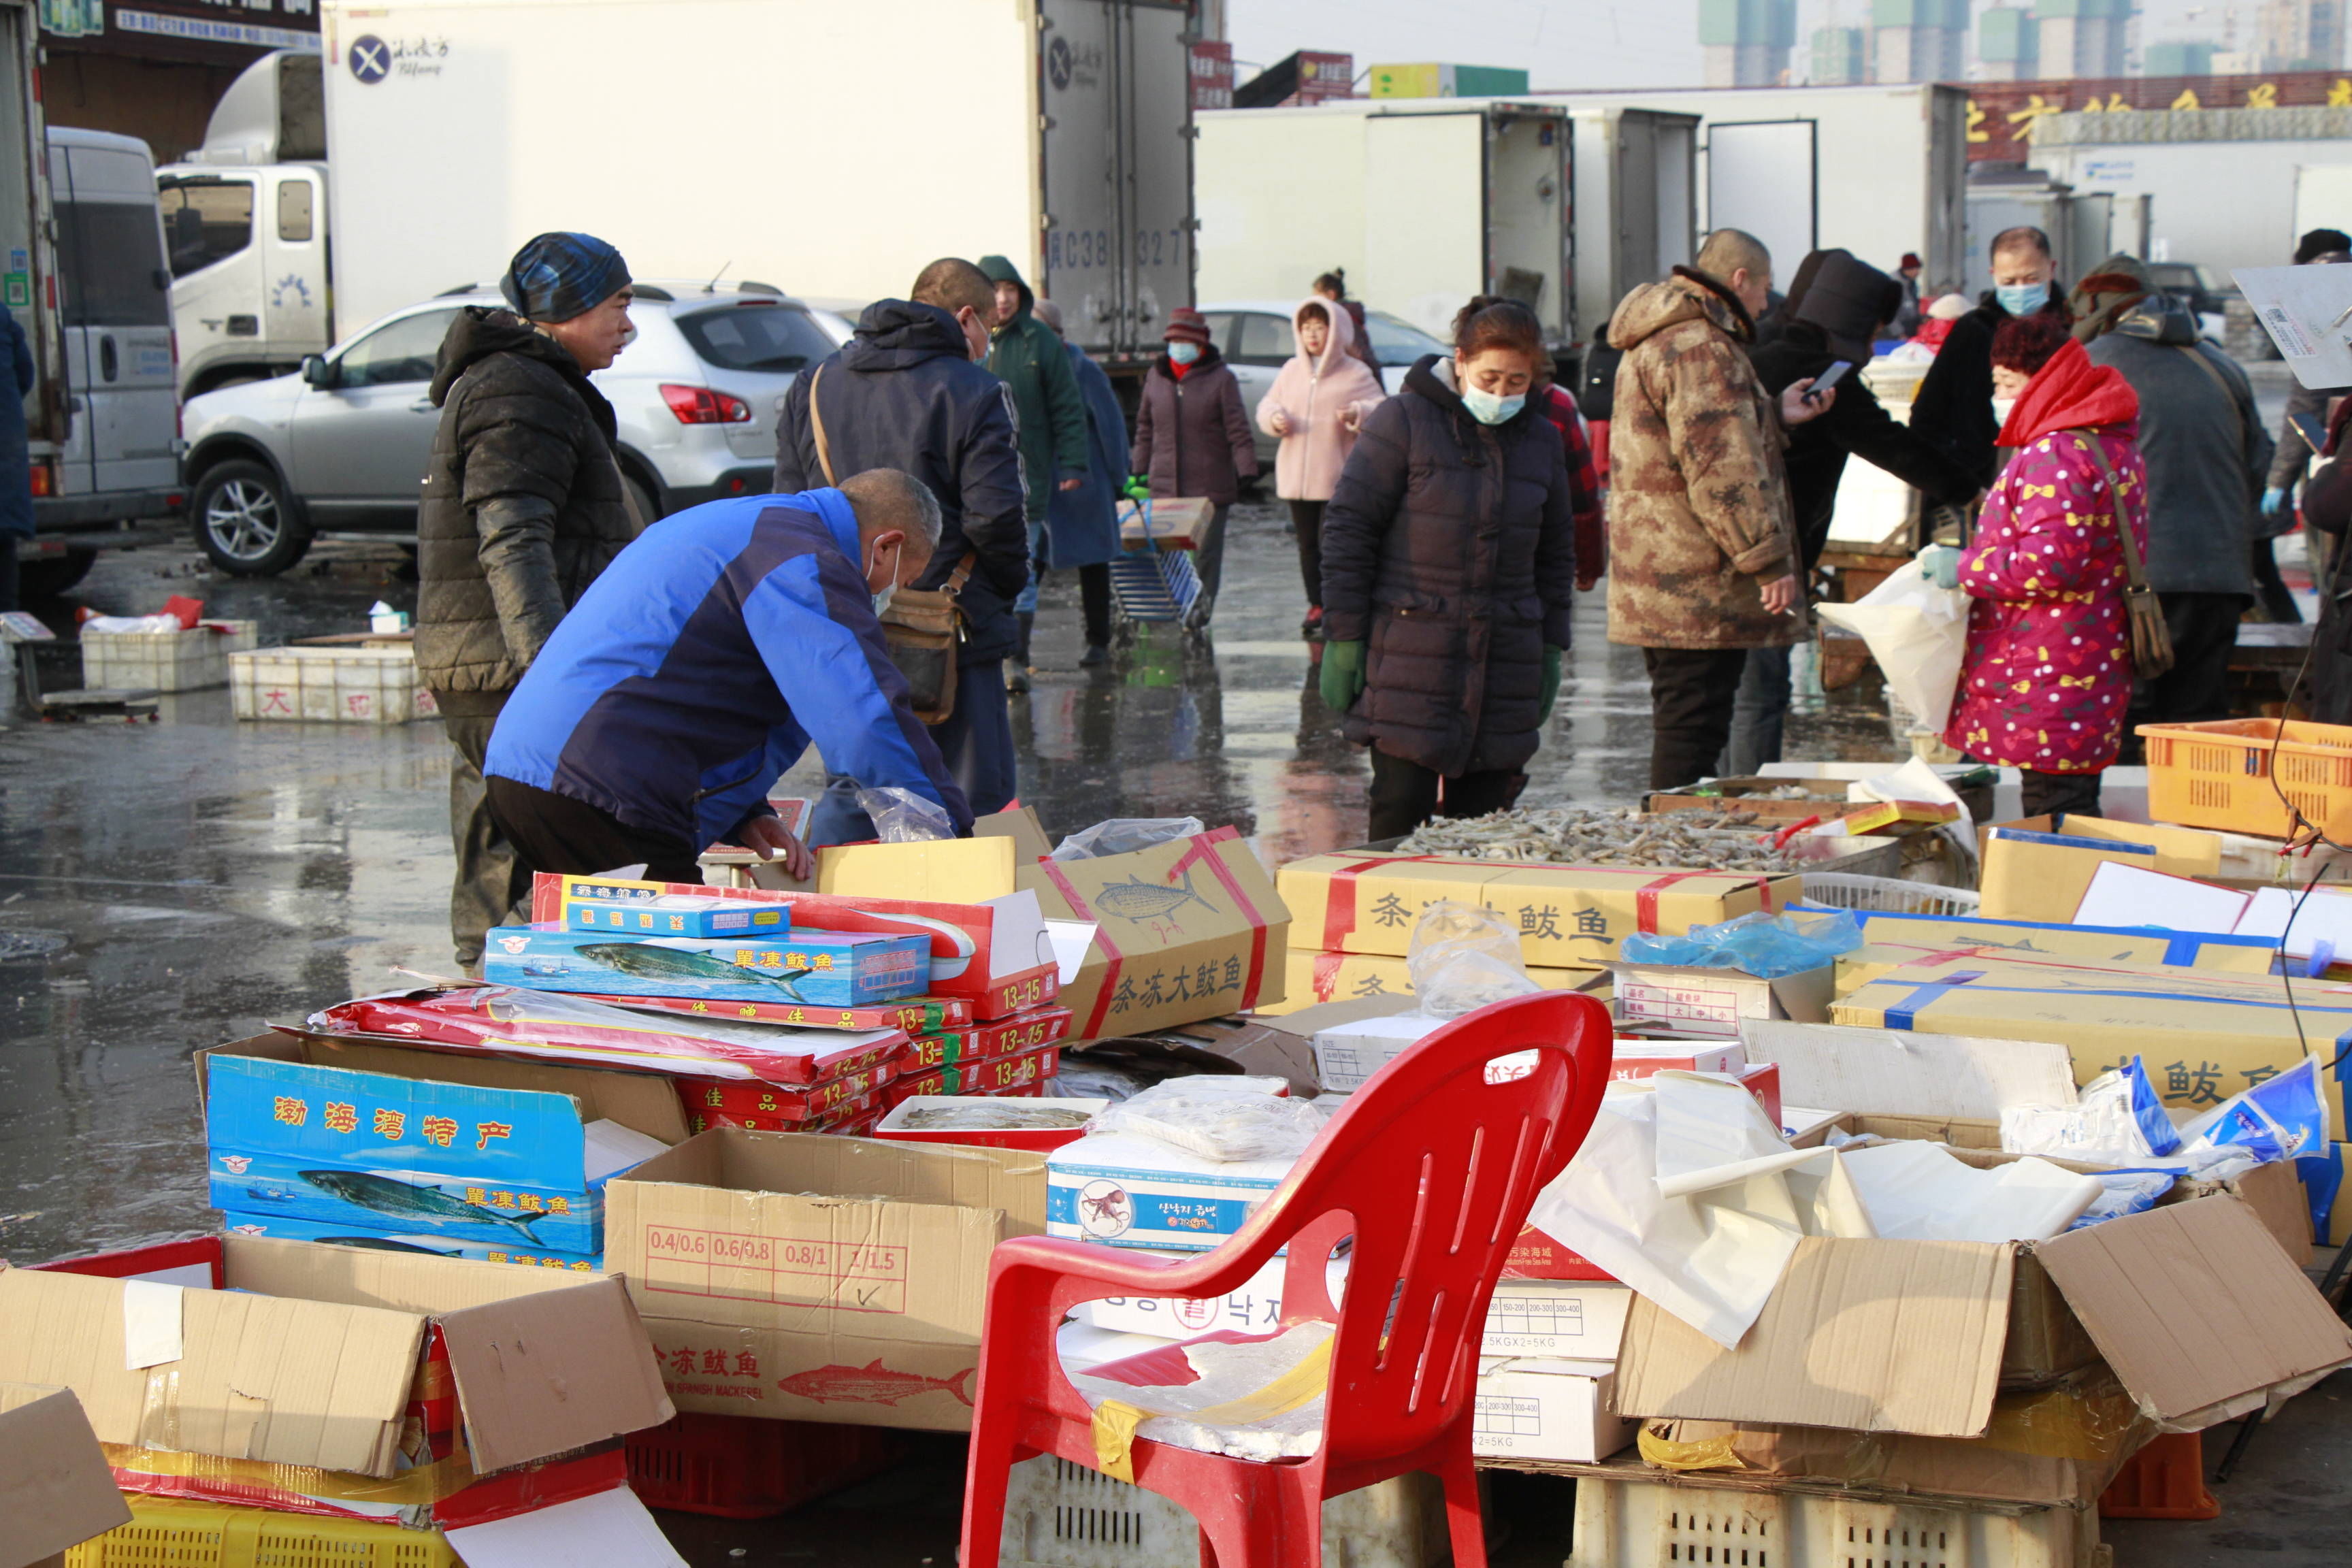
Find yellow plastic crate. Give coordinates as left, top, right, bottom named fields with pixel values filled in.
left=65, top=1497, right=460, bottom=1567
left=2138, top=717, right=2352, bottom=840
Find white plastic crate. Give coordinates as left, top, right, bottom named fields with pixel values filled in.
left=1000, top=1454, right=1446, bottom=1568
left=78, top=619, right=257, bottom=693
left=230, top=645, right=439, bottom=724
left=1569, top=1471, right=2102, bottom=1568
left=1797, top=872, right=1980, bottom=916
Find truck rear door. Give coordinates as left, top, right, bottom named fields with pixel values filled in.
left=1705, top=120, right=1818, bottom=287
left=52, top=135, right=176, bottom=498
left=1364, top=112, right=1485, bottom=343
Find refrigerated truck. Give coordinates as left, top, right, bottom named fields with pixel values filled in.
left=315, top=0, right=1192, bottom=368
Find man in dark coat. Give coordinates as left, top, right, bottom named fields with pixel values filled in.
left=977, top=255, right=1090, bottom=665
left=416, top=231, right=642, bottom=968
left=0, top=307, right=33, bottom=612
left=1022, top=298, right=1123, bottom=687
left=773, top=257, right=1028, bottom=839
left=1735, top=249, right=1980, bottom=771
left=2074, top=255, right=2274, bottom=748
left=1910, top=225, right=2072, bottom=487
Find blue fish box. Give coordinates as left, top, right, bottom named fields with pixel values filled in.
left=565, top=892, right=789, bottom=939
left=483, top=924, right=932, bottom=1007
left=218, top=1209, right=600, bottom=1272
left=210, top=1148, right=604, bottom=1252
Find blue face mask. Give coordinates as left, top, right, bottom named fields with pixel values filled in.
left=1995, top=280, right=2051, bottom=317
left=1167, top=341, right=1200, bottom=365
left=1460, top=385, right=1525, bottom=425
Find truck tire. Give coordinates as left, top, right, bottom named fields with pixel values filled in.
left=16, top=547, right=95, bottom=598
left=194, top=460, right=310, bottom=576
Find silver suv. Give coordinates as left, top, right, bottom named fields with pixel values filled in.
left=178, top=281, right=850, bottom=575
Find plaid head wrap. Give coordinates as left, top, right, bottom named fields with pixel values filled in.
left=500, top=232, right=631, bottom=323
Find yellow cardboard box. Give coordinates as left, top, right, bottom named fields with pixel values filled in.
left=1977, top=826, right=2160, bottom=923
left=1256, top=948, right=1595, bottom=1015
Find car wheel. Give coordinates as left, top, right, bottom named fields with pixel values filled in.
left=194, top=460, right=310, bottom=576
left=625, top=473, right=662, bottom=527
left=16, top=547, right=95, bottom=598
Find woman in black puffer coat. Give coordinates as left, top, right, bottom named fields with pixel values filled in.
left=1320, top=298, right=1577, bottom=841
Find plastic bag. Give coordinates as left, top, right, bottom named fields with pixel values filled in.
left=2181, top=1057, right=2326, bottom=1181
left=855, top=786, right=954, bottom=843
left=80, top=613, right=184, bottom=635
left=1620, top=909, right=1865, bottom=979
left=1051, top=817, right=1205, bottom=860
left=1814, top=558, right=1970, bottom=733
left=1088, top=1075, right=1323, bottom=1162
left=1405, top=901, right=1540, bottom=1019
left=2000, top=1057, right=2180, bottom=1161
left=2065, top=1170, right=2177, bottom=1230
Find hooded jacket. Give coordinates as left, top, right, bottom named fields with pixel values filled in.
left=976, top=256, right=1090, bottom=520
left=1258, top=298, right=1386, bottom=502
left=1944, top=340, right=2149, bottom=774
left=416, top=306, right=639, bottom=710
left=1910, top=287, right=2074, bottom=487
left=772, top=299, right=1030, bottom=664
left=2084, top=290, right=2272, bottom=596
left=1133, top=341, right=1257, bottom=505
left=1042, top=338, right=1126, bottom=570
left=1604, top=267, right=1803, bottom=651
left=1320, top=355, right=1576, bottom=777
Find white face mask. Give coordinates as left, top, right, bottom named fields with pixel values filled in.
left=867, top=541, right=900, bottom=617
left=872, top=583, right=897, bottom=617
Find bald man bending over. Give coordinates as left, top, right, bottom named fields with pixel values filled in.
left=485, top=470, right=973, bottom=887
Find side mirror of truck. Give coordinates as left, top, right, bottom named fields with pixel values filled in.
left=300, top=355, right=338, bottom=389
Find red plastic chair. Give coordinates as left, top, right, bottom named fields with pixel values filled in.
left=958, top=990, right=1614, bottom=1568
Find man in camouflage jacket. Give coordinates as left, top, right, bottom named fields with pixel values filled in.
left=1605, top=230, right=1833, bottom=789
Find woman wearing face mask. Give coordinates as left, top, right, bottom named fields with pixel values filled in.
left=1259, top=297, right=1386, bottom=646
left=1131, top=307, right=1258, bottom=629
left=1318, top=297, right=1576, bottom=840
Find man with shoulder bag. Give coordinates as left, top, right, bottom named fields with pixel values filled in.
left=774, top=258, right=1029, bottom=841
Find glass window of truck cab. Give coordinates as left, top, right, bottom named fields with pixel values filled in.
left=334, top=309, right=457, bottom=388
left=159, top=176, right=255, bottom=277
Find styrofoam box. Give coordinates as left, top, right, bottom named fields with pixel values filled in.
left=1471, top=1357, right=1634, bottom=1463
left=1483, top=1279, right=1633, bottom=1358
left=1568, top=1471, right=2099, bottom=1568
left=1309, top=1013, right=1443, bottom=1093
left=1078, top=1247, right=1350, bottom=1339
left=231, top=646, right=440, bottom=723
left=1001, top=1455, right=1447, bottom=1568
left=79, top=620, right=257, bottom=693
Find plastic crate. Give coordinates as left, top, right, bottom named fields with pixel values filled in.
left=998, top=1454, right=1446, bottom=1568
left=1569, top=1471, right=2101, bottom=1568
left=2099, top=1431, right=2219, bottom=1520
left=79, top=620, right=259, bottom=693
left=2139, top=717, right=2352, bottom=840
left=1797, top=872, right=1980, bottom=915
left=230, top=646, right=439, bottom=724
left=623, top=1411, right=902, bottom=1520
left=65, top=1497, right=461, bottom=1567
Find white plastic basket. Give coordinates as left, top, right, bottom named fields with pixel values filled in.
left=230, top=646, right=438, bottom=724
left=1797, top=872, right=1980, bottom=916
left=1000, top=1455, right=1446, bottom=1568
left=79, top=620, right=258, bottom=693
left=1569, top=1471, right=2102, bottom=1568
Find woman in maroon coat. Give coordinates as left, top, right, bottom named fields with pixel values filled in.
left=1132, top=307, right=1257, bottom=630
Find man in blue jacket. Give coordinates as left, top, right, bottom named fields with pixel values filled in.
left=483, top=470, right=971, bottom=885
left=774, top=259, right=1028, bottom=840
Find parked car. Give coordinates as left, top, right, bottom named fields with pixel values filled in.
left=179, top=280, right=846, bottom=575
left=1198, top=300, right=1445, bottom=467
left=2145, top=261, right=2238, bottom=345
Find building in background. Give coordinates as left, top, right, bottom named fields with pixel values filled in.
left=2031, top=0, right=2135, bottom=80
left=1872, top=0, right=1970, bottom=82
left=1701, top=0, right=1798, bottom=85
left=2143, top=39, right=2221, bottom=73
left=1368, top=63, right=1531, bottom=97
left=1977, top=5, right=2041, bottom=78
left=1233, top=50, right=1355, bottom=108
left=36, top=0, right=317, bottom=161
left=1812, top=24, right=1869, bottom=82
left=2253, top=0, right=2344, bottom=71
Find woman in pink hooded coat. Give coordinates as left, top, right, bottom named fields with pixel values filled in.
left=1933, top=317, right=2148, bottom=817
left=1257, top=297, right=1386, bottom=641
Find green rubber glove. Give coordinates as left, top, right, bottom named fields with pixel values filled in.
left=1539, top=644, right=1563, bottom=723
left=1121, top=474, right=1152, bottom=502
left=1320, top=640, right=1367, bottom=710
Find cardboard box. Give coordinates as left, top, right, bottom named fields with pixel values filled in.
left=1606, top=962, right=1834, bottom=1039
left=1980, top=814, right=2224, bottom=879
left=1484, top=1279, right=1634, bottom=1359
left=484, top=924, right=930, bottom=1008
left=685, top=1095, right=883, bottom=1137
left=1277, top=853, right=1799, bottom=965
left=1309, top=1013, right=1445, bottom=1093
left=1978, top=826, right=2161, bottom=923
left=1740, top=1020, right=2080, bottom=1121
left=1078, top=1249, right=1333, bottom=1339
left=1471, top=1358, right=1635, bottom=1463
left=1834, top=908, right=2281, bottom=981
left=604, top=1128, right=1045, bottom=1430
left=1614, top=1198, right=2352, bottom=1439
left=216, top=1211, right=598, bottom=1271
left=879, top=1040, right=1062, bottom=1107
left=563, top=884, right=791, bottom=938
left=672, top=1064, right=897, bottom=1123
left=589, top=993, right=975, bottom=1034
left=897, top=1006, right=1073, bottom=1074
left=0, top=1386, right=131, bottom=1568
left=6, top=1235, right=672, bottom=1480
left=1045, top=1131, right=1294, bottom=1251
left=2314, top=1141, right=2352, bottom=1245
left=1259, top=948, right=1592, bottom=1015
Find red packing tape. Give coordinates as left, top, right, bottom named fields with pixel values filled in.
left=1171, top=829, right=1269, bottom=1011
left=1313, top=951, right=1345, bottom=1002
left=1318, top=853, right=1455, bottom=951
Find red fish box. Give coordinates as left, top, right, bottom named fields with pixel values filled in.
left=878, top=1042, right=1062, bottom=1109
left=872, top=1094, right=1109, bottom=1152
left=582, top=993, right=973, bottom=1034
left=686, top=1094, right=881, bottom=1137
left=307, top=985, right=906, bottom=1084
left=675, top=1064, right=895, bottom=1121
left=896, top=1006, right=1074, bottom=1074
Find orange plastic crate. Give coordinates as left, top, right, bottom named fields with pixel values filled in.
left=2137, top=718, right=2352, bottom=840
left=624, top=1411, right=902, bottom=1520
left=2100, top=1431, right=2219, bottom=1520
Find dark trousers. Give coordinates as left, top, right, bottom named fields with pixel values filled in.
left=0, top=537, right=17, bottom=613
left=1183, top=503, right=1232, bottom=629
left=2021, top=769, right=2104, bottom=818
left=810, top=659, right=1015, bottom=846
left=1291, top=500, right=1326, bottom=605
left=1642, top=647, right=1752, bottom=791
left=2123, top=591, right=2244, bottom=755
left=442, top=699, right=532, bottom=969
left=1367, top=745, right=1526, bottom=843
left=1078, top=562, right=1112, bottom=647
left=485, top=774, right=704, bottom=885
left=1724, top=645, right=1792, bottom=776
left=2251, top=538, right=2302, bottom=623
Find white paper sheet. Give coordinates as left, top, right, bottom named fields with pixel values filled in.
left=2233, top=265, right=2352, bottom=390
left=120, top=1280, right=183, bottom=1371
left=2073, top=861, right=2249, bottom=935
left=2234, top=885, right=2352, bottom=959
left=444, top=1487, right=687, bottom=1568
left=1043, top=919, right=1099, bottom=985
left=1740, top=1021, right=2078, bottom=1118
left=1838, top=1141, right=2102, bottom=1243
left=581, top=1119, right=671, bottom=1184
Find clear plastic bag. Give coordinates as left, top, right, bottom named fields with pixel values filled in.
left=855, top=785, right=955, bottom=843
left=1088, top=1075, right=1324, bottom=1162
left=2001, top=1056, right=2179, bottom=1161
left=1051, top=817, right=1205, bottom=860
left=1619, top=909, right=1865, bottom=979
left=1405, top=901, right=1541, bottom=1019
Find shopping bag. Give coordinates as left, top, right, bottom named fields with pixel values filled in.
left=1814, top=559, right=1970, bottom=734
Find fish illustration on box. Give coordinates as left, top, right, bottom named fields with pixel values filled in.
left=774, top=1359, right=975, bottom=1408
left=218, top=1209, right=600, bottom=1269
left=299, top=1169, right=546, bottom=1243
left=208, top=1148, right=602, bottom=1252
left=483, top=924, right=930, bottom=1007
left=1090, top=866, right=1218, bottom=924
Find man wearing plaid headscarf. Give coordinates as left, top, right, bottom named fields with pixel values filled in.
left=418, top=231, right=644, bottom=969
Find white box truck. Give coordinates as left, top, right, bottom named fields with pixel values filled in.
left=313, top=0, right=1193, bottom=366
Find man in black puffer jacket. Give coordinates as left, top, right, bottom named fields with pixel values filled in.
left=417, top=231, right=642, bottom=968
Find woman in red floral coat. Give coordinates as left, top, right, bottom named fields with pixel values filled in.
left=1931, top=316, right=2148, bottom=817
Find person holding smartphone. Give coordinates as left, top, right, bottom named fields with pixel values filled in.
left=1734, top=249, right=1982, bottom=771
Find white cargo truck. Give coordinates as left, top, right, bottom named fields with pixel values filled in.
left=314, top=0, right=1192, bottom=367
